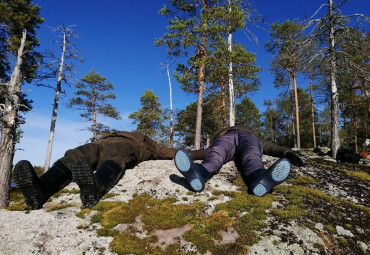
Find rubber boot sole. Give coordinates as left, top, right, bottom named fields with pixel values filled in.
left=13, top=160, right=44, bottom=209
left=251, top=158, right=291, bottom=197
left=174, top=149, right=205, bottom=192
left=71, top=158, right=100, bottom=208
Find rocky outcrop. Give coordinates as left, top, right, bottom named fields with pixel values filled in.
left=0, top=153, right=369, bottom=254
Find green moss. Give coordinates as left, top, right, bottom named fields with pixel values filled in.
left=110, top=233, right=159, bottom=255
left=271, top=205, right=307, bottom=220
left=313, top=242, right=326, bottom=253
left=213, top=190, right=274, bottom=217
left=186, top=191, right=194, bottom=195
left=324, top=224, right=336, bottom=234
left=96, top=227, right=119, bottom=237
left=101, top=193, right=118, bottom=200
left=52, top=188, right=79, bottom=198
left=75, top=208, right=92, bottom=219
left=272, top=240, right=279, bottom=245
left=182, top=197, right=188, bottom=201
left=338, top=237, right=348, bottom=247
left=8, top=188, right=25, bottom=204
left=344, top=170, right=370, bottom=181
left=142, top=201, right=204, bottom=232
left=6, top=204, right=30, bottom=211
left=288, top=174, right=317, bottom=185
left=47, top=203, right=72, bottom=211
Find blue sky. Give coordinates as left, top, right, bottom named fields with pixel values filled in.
left=13, top=0, right=369, bottom=167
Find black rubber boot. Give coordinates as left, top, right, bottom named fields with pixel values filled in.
left=71, top=158, right=124, bottom=208
left=13, top=160, right=72, bottom=209
left=174, top=149, right=212, bottom=192
left=245, top=158, right=291, bottom=197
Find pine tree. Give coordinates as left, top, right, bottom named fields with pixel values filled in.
left=156, top=0, right=227, bottom=149
left=129, top=90, right=163, bottom=137
left=235, top=96, right=261, bottom=136
left=68, top=69, right=120, bottom=141
left=304, top=0, right=368, bottom=157
left=265, top=20, right=305, bottom=149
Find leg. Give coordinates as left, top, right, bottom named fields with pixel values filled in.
left=13, top=160, right=72, bottom=209
left=71, top=138, right=134, bottom=207
left=174, top=130, right=238, bottom=192
left=201, top=130, right=238, bottom=175
left=235, top=130, right=291, bottom=196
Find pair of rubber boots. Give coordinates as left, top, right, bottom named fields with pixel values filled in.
left=13, top=158, right=123, bottom=209
left=174, top=148, right=291, bottom=196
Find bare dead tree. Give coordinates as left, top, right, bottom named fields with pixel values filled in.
left=37, top=25, right=83, bottom=171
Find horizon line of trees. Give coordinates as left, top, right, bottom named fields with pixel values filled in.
left=0, top=0, right=368, bottom=209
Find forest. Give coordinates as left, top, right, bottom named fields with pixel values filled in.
left=0, top=0, right=369, bottom=209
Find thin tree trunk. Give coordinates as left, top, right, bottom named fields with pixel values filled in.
left=293, top=72, right=300, bottom=149
left=93, top=91, right=97, bottom=141
left=194, top=0, right=208, bottom=150
left=44, top=32, right=66, bottom=171
left=166, top=64, right=174, bottom=148
left=309, top=73, right=317, bottom=148
left=228, top=0, right=235, bottom=127
left=0, top=30, right=27, bottom=208
left=329, top=0, right=340, bottom=158
left=289, top=75, right=297, bottom=148
left=220, top=75, right=227, bottom=127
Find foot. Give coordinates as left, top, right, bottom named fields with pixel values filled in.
left=13, top=160, right=45, bottom=209
left=248, top=158, right=291, bottom=197
left=174, top=149, right=207, bottom=192
left=71, top=158, right=100, bottom=207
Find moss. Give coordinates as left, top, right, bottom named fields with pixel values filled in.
left=288, top=174, right=318, bottom=185
left=344, top=170, right=370, bottom=181
left=47, top=203, right=72, bottom=211
left=271, top=205, right=307, bottom=221
left=142, top=201, right=204, bottom=232
left=8, top=188, right=25, bottom=204
left=75, top=208, right=92, bottom=219
left=100, top=194, right=157, bottom=228
left=53, top=188, right=79, bottom=198
left=338, top=237, right=348, bottom=247
left=313, top=242, right=326, bottom=253
left=98, top=247, right=105, bottom=255
left=344, top=224, right=352, bottom=229
left=186, top=191, right=194, bottom=195
left=96, top=227, right=119, bottom=237
left=324, top=224, right=336, bottom=234
left=182, top=197, right=188, bottom=201
left=272, top=240, right=279, bottom=245
left=101, top=193, right=118, bottom=200
left=6, top=204, right=30, bottom=211
left=213, top=190, right=274, bottom=217
left=110, top=233, right=160, bottom=255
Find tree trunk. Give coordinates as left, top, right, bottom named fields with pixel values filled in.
left=292, top=72, right=300, bottom=149
left=289, top=75, right=297, bottom=148
left=220, top=75, right=227, bottom=127
left=194, top=0, right=208, bottom=150
left=228, top=0, right=235, bottom=127
left=166, top=64, right=174, bottom=148
left=0, top=30, right=27, bottom=208
left=309, top=74, right=317, bottom=148
left=329, top=0, right=340, bottom=158
left=93, top=91, right=97, bottom=141
left=44, top=32, right=66, bottom=171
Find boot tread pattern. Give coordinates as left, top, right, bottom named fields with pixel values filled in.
left=175, top=150, right=191, bottom=172
left=13, top=161, right=42, bottom=209
left=271, top=160, right=290, bottom=182
left=71, top=158, right=98, bottom=207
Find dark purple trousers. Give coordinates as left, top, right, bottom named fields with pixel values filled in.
left=201, top=129, right=264, bottom=177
